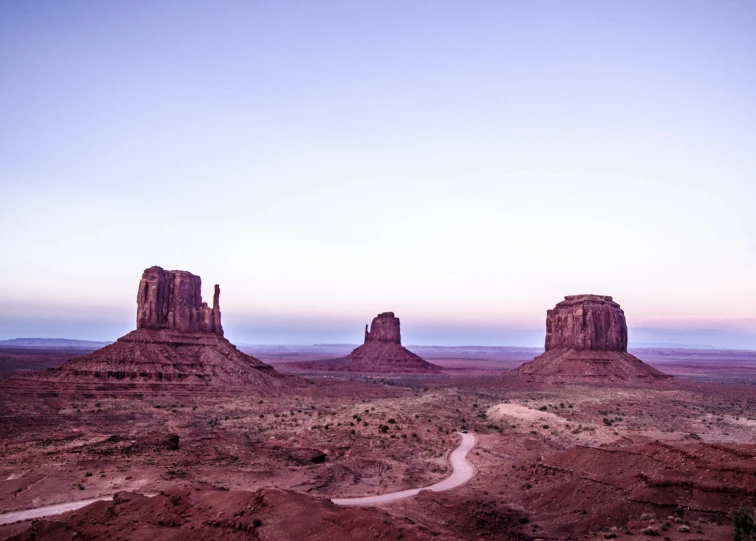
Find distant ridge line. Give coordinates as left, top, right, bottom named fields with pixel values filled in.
left=0, top=338, right=112, bottom=348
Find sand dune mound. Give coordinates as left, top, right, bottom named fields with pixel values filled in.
left=514, top=295, right=669, bottom=382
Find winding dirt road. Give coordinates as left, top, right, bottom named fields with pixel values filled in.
left=0, top=496, right=115, bottom=526
left=0, top=432, right=476, bottom=525
left=331, top=431, right=477, bottom=506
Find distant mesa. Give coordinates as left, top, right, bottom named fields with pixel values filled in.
left=514, top=294, right=670, bottom=382
left=297, top=312, right=441, bottom=374
left=33, top=266, right=283, bottom=386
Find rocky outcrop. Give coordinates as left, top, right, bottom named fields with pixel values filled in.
left=364, top=312, right=402, bottom=344
left=545, top=295, right=627, bottom=352
left=136, top=266, right=223, bottom=336
left=31, top=266, right=285, bottom=387
left=515, top=295, right=669, bottom=383
left=295, top=312, right=441, bottom=374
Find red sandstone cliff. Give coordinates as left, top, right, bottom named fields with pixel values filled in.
left=515, top=295, right=669, bottom=382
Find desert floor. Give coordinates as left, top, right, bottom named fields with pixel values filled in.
left=0, top=346, right=754, bottom=540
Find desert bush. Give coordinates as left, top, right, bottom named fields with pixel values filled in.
left=641, top=526, right=659, bottom=536
left=732, top=504, right=756, bottom=541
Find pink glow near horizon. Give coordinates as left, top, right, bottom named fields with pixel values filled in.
left=1, top=3, right=755, bottom=347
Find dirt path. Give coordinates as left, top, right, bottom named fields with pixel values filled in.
left=0, top=433, right=477, bottom=524
left=331, top=432, right=477, bottom=506
left=0, top=496, right=114, bottom=526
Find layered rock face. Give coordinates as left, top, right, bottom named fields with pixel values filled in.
left=136, top=266, right=223, bottom=336
left=364, top=312, right=402, bottom=344
left=545, top=295, right=627, bottom=352
left=297, top=312, right=440, bottom=374
left=33, top=266, right=284, bottom=386
left=515, top=295, right=669, bottom=382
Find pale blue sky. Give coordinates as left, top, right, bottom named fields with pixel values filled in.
left=1, top=1, right=755, bottom=347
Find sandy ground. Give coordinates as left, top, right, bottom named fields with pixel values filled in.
left=0, top=347, right=755, bottom=540
left=332, top=432, right=476, bottom=506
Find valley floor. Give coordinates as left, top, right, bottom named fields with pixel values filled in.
left=0, top=347, right=754, bottom=540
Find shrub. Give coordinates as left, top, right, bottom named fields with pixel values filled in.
left=641, top=526, right=659, bottom=536
left=732, top=504, right=756, bottom=541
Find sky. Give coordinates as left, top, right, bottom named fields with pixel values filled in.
left=1, top=1, right=755, bottom=348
